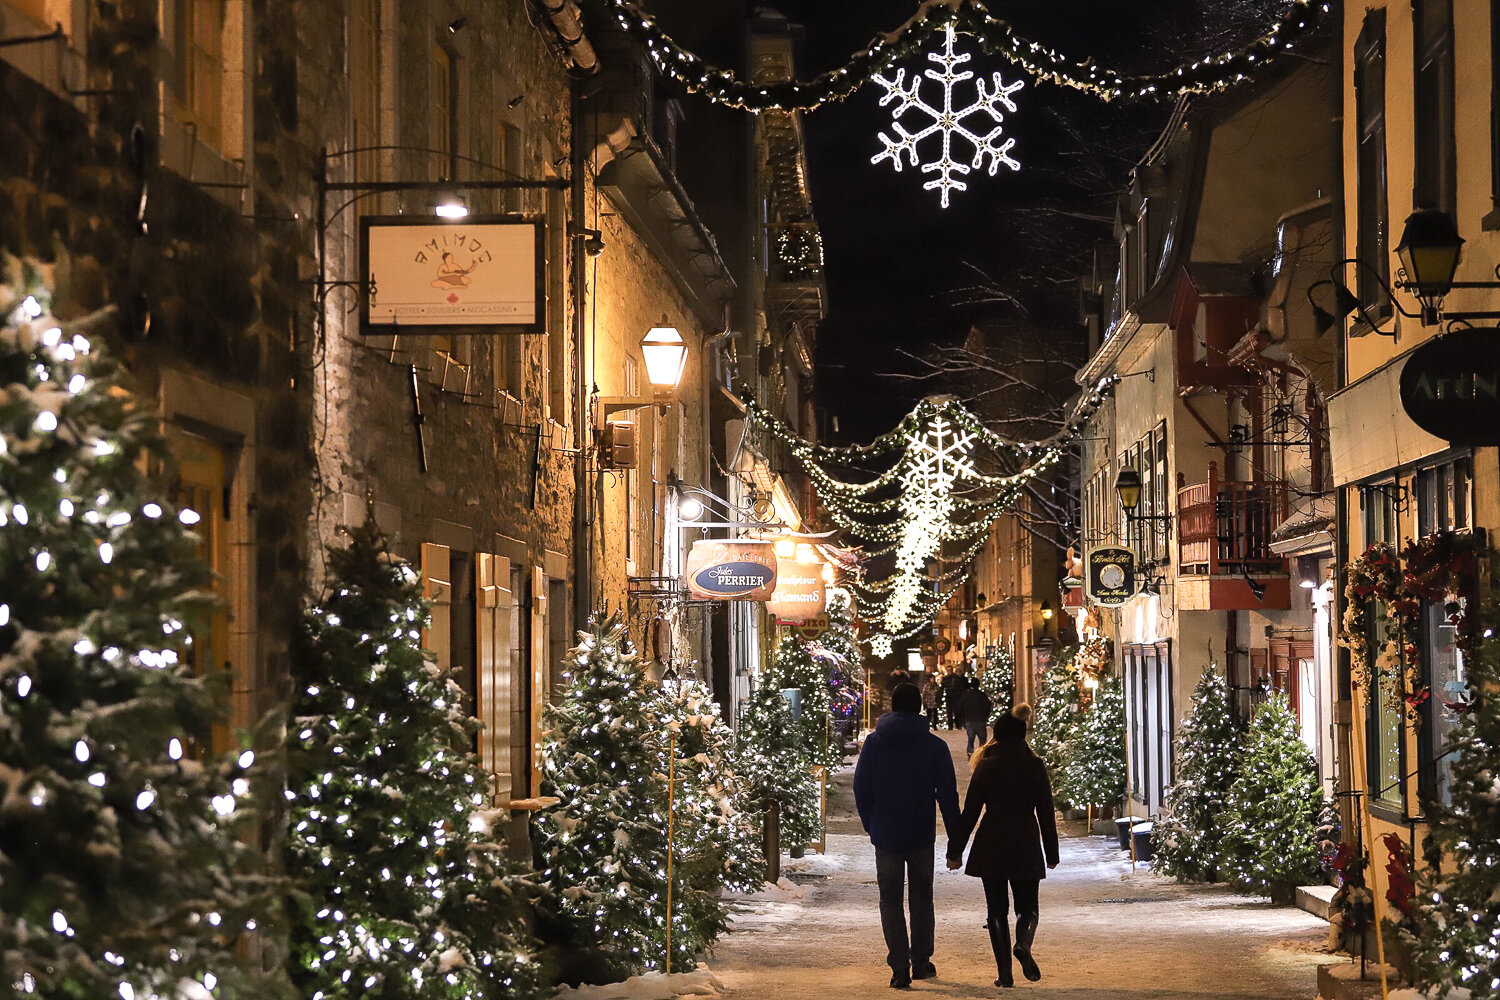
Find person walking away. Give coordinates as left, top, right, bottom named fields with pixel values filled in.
left=854, top=683, right=962, bottom=988
left=958, top=677, right=993, bottom=755
left=920, top=673, right=941, bottom=730
left=946, top=710, right=1060, bottom=988
left=940, top=667, right=965, bottom=730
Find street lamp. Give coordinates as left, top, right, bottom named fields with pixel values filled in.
left=1113, top=465, right=1172, bottom=522
left=1395, top=209, right=1464, bottom=325
left=599, top=319, right=688, bottom=422
left=433, top=183, right=469, bottom=219
left=640, top=319, right=688, bottom=402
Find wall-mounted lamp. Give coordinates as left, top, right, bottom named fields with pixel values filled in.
left=1243, top=572, right=1268, bottom=603
left=433, top=184, right=468, bottom=219
left=599, top=319, right=687, bottom=423
left=1114, top=466, right=1173, bottom=522
left=1039, top=601, right=1055, bottom=622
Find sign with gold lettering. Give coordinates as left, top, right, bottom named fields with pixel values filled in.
left=1400, top=330, right=1500, bottom=445
left=685, top=540, right=778, bottom=601
left=1085, top=545, right=1136, bottom=607
left=360, top=215, right=544, bottom=335
left=768, top=556, right=827, bottom=622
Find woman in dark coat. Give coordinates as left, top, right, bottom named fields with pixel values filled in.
left=945, top=710, right=1060, bottom=988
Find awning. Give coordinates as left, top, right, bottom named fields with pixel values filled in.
left=1269, top=494, right=1335, bottom=557
left=1328, top=353, right=1447, bottom=486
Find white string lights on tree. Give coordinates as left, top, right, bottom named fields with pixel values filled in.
left=740, top=378, right=1118, bottom=655
left=871, top=24, right=1024, bottom=207
left=603, top=0, right=1331, bottom=112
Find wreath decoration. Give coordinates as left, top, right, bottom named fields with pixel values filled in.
left=1338, top=532, right=1484, bottom=726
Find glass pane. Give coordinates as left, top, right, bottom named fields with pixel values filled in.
left=1424, top=599, right=1466, bottom=804
left=1370, top=609, right=1403, bottom=807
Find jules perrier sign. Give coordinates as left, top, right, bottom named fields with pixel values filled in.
left=1400, top=330, right=1500, bottom=446
left=360, top=215, right=545, bottom=335
left=1085, top=545, right=1137, bottom=607
left=684, top=540, right=778, bottom=601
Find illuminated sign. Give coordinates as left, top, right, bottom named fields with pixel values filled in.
left=685, top=540, right=777, bottom=600
left=768, top=555, right=827, bottom=622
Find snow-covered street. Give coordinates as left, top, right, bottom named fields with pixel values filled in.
left=712, top=730, right=1331, bottom=998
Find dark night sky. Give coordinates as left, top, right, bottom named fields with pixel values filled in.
left=651, top=1, right=1287, bottom=441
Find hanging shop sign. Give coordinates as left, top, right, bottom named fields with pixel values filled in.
left=782, top=615, right=830, bottom=640
left=684, top=540, right=777, bottom=601
left=1399, top=330, right=1500, bottom=446
left=360, top=215, right=545, bottom=335
left=1084, top=545, right=1137, bottom=607
left=767, top=556, right=827, bottom=622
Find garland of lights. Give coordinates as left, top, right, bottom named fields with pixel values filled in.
left=742, top=380, right=1118, bottom=656
left=604, top=0, right=1330, bottom=112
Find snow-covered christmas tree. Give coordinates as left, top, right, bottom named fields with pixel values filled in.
left=763, top=632, right=842, bottom=769
left=1067, top=672, right=1126, bottom=812
left=1154, top=667, right=1244, bottom=882
left=1218, top=693, right=1324, bottom=900
left=532, top=617, right=673, bottom=980
left=0, top=258, right=268, bottom=997
left=1031, top=650, right=1082, bottom=807
left=733, top=683, right=822, bottom=855
left=286, top=514, right=541, bottom=999
left=653, top=679, right=763, bottom=965
left=819, top=594, right=866, bottom=734
left=980, top=646, right=1015, bottom=722
left=1410, top=604, right=1500, bottom=999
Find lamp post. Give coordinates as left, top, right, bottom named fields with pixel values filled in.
left=1113, top=466, right=1173, bottom=522
left=599, top=319, right=688, bottom=421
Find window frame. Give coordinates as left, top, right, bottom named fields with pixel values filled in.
left=1354, top=10, right=1392, bottom=319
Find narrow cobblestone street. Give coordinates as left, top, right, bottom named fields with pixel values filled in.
left=713, top=731, right=1331, bottom=999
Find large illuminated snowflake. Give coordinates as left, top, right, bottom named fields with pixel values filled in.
left=883, top=415, right=978, bottom=632
left=870, top=24, right=1024, bottom=208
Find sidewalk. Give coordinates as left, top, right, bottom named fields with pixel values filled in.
left=713, top=729, right=1332, bottom=998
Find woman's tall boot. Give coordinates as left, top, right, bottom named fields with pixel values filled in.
left=988, top=915, right=1014, bottom=987
left=1013, top=912, right=1041, bottom=982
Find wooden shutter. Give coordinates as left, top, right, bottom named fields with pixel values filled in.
left=476, top=553, right=513, bottom=804
left=421, top=543, right=452, bottom=674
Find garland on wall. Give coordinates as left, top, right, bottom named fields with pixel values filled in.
left=1338, top=532, right=1484, bottom=725
left=601, top=0, right=1330, bottom=112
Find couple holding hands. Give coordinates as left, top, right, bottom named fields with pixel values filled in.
left=854, top=684, right=1060, bottom=989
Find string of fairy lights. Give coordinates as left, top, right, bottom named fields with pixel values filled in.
left=603, top=0, right=1330, bottom=112
left=741, top=377, right=1118, bottom=655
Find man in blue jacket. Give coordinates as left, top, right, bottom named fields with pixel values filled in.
left=854, top=682, right=962, bottom=988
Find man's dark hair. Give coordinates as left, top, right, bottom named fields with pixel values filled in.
left=891, top=682, right=922, bottom=713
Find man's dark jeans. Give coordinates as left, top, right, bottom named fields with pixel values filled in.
left=875, top=846, right=935, bottom=973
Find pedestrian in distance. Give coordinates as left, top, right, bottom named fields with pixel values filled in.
left=920, top=672, right=941, bottom=730
left=940, top=667, right=966, bottom=730
left=853, top=682, right=962, bottom=989
left=958, top=677, right=993, bottom=755
left=946, top=707, right=1060, bottom=989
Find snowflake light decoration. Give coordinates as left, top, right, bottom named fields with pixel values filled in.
left=883, top=415, right=978, bottom=633
left=870, top=24, right=1024, bottom=207
left=869, top=634, right=895, bottom=660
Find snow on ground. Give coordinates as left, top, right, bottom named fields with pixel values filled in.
left=553, top=966, right=727, bottom=1000
left=709, top=729, right=1335, bottom=999
left=726, top=877, right=808, bottom=902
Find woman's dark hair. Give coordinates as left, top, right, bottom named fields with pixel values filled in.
left=993, top=712, right=1027, bottom=744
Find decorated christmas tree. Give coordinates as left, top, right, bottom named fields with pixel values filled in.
left=1410, top=606, right=1500, bottom=999
left=286, top=515, right=541, bottom=999
left=1067, top=672, right=1126, bottom=811
left=1218, top=694, right=1324, bottom=899
left=819, top=594, right=866, bottom=735
left=1031, top=649, right=1083, bottom=807
left=652, top=679, right=763, bottom=964
left=980, top=646, right=1015, bottom=721
left=763, top=632, right=842, bottom=769
left=532, top=617, right=673, bottom=979
left=733, top=682, right=822, bottom=854
left=1154, top=667, right=1244, bottom=882
left=0, top=259, right=269, bottom=997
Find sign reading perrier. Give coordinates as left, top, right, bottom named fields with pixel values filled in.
left=1085, top=545, right=1136, bottom=607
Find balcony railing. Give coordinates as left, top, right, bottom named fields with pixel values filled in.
left=1176, top=463, right=1288, bottom=575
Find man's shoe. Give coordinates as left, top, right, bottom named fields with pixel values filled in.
left=889, top=971, right=912, bottom=989
left=912, top=962, right=937, bottom=980
left=994, top=976, right=1014, bottom=989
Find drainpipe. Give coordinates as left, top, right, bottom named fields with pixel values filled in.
left=571, top=74, right=593, bottom=632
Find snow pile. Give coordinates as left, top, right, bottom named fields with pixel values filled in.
left=727, top=878, right=807, bottom=902
left=553, top=966, right=728, bottom=1000
left=782, top=850, right=849, bottom=877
